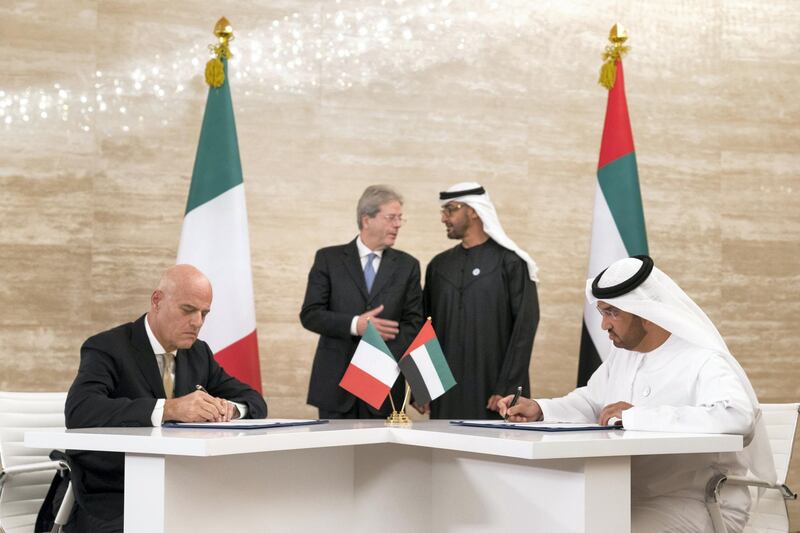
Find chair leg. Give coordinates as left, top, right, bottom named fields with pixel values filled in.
left=52, top=481, right=74, bottom=532
left=705, top=473, right=730, bottom=533
left=705, top=500, right=729, bottom=533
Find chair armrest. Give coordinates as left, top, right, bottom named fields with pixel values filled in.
left=706, top=473, right=797, bottom=503
left=723, top=475, right=797, bottom=500
left=0, top=460, right=69, bottom=490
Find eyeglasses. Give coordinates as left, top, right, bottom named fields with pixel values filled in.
left=381, top=214, right=406, bottom=225
left=596, top=305, right=621, bottom=320
left=440, top=203, right=463, bottom=216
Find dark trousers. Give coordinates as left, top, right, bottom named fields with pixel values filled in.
left=64, top=504, right=123, bottom=533
left=319, top=400, right=382, bottom=419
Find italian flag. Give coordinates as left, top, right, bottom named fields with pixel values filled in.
left=177, top=57, right=262, bottom=393
left=398, top=319, right=456, bottom=405
left=339, top=320, right=400, bottom=410
left=577, top=59, right=649, bottom=387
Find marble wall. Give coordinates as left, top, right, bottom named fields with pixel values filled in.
left=1, top=0, right=799, bottom=526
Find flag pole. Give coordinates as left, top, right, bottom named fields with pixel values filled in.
left=400, top=383, right=411, bottom=413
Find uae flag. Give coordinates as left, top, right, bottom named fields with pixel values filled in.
left=398, top=319, right=455, bottom=405
left=339, top=320, right=400, bottom=409
left=177, top=57, right=263, bottom=392
left=577, top=58, right=649, bottom=387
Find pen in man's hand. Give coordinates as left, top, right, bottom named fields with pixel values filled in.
left=196, top=384, right=231, bottom=420
left=504, top=386, right=523, bottom=422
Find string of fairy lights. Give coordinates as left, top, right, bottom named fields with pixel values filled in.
left=0, top=0, right=517, bottom=136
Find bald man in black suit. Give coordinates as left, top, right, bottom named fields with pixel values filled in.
left=59, top=265, right=267, bottom=532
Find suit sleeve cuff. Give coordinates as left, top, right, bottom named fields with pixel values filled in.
left=231, top=401, right=247, bottom=419
left=151, top=399, right=165, bottom=426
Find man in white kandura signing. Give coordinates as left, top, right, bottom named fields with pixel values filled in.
left=499, top=255, right=775, bottom=533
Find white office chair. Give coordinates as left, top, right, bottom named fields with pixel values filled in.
left=706, top=403, right=800, bottom=533
left=0, top=392, right=73, bottom=533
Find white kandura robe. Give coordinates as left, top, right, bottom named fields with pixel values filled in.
left=537, top=334, right=753, bottom=533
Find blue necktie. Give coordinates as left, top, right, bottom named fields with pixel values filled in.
left=364, top=253, right=377, bottom=292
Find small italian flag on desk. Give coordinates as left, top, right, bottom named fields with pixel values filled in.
left=339, top=320, right=400, bottom=410
left=398, top=319, right=455, bottom=405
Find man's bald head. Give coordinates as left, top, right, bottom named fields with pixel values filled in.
left=148, top=264, right=213, bottom=352
left=156, top=264, right=213, bottom=299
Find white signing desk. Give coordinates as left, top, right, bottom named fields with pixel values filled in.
left=25, top=421, right=742, bottom=533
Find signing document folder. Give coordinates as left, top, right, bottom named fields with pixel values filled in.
left=164, top=419, right=328, bottom=429
left=450, top=420, right=622, bottom=432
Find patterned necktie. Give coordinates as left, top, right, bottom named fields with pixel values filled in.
left=364, top=253, right=377, bottom=292
left=162, top=352, right=175, bottom=399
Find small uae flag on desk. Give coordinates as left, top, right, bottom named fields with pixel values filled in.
left=398, top=319, right=455, bottom=405
left=339, top=320, right=400, bottom=410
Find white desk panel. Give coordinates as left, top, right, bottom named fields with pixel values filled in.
left=26, top=421, right=742, bottom=533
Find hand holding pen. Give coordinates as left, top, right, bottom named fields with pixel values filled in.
left=195, top=385, right=233, bottom=422
left=163, top=385, right=229, bottom=423
left=498, top=389, right=543, bottom=422
left=504, top=386, right=523, bottom=422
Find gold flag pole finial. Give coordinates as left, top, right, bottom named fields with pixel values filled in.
left=598, top=23, right=630, bottom=91
left=205, top=17, right=235, bottom=88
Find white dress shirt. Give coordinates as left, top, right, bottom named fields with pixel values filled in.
left=349, top=236, right=384, bottom=336
left=144, top=314, right=246, bottom=425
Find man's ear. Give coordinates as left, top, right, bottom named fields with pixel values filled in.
left=641, top=318, right=668, bottom=337
left=151, top=289, right=163, bottom=311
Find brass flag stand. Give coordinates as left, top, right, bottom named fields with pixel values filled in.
left=386, top=384, right=412, bottom=425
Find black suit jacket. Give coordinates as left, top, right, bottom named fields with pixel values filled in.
left=63, top=314, right=267, bottom=522
left=300, top=239, right=424, bottom=415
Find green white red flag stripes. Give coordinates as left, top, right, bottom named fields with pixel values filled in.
left=339, top=320, right=400, bottom=409
left=177, top=57, right=263, bottom=393
left=577, top=59, right=649, bottom=387
left=398, top=319, right=455, bottom=405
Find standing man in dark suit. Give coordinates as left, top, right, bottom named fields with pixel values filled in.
left=301, top=185, right=424, bottom=419
left=62, top=264, right=267, bottom=532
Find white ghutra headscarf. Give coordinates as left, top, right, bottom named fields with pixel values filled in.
left=587, top=256, right=776, bottom=483
left=439, top=182, right=539, bottom=282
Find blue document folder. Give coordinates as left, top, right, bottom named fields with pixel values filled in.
left=450, top=420, right=623, bottom=432
left=164, top=419, right=329, bottom=430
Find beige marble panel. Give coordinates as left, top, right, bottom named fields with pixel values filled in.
left=1, top=0, right=800, bottom=527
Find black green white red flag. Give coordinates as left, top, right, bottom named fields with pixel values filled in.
left=577, top=57, right=649, bottom=387
left=177, top=57, right=262, bottom=392
left=398, top=319, right=456, bottom=405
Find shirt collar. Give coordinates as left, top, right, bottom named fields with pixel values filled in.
left=356, top=236, right=383, bottom=259
left=144, top=313, right=174, bottom=355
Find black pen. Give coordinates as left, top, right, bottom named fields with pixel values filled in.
left=504, top=386, right=523, bottom=422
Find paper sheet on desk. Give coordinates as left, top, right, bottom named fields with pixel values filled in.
left=450, top=420, right=622, bottom=432
left=163, top=419, right=328, bottom=430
